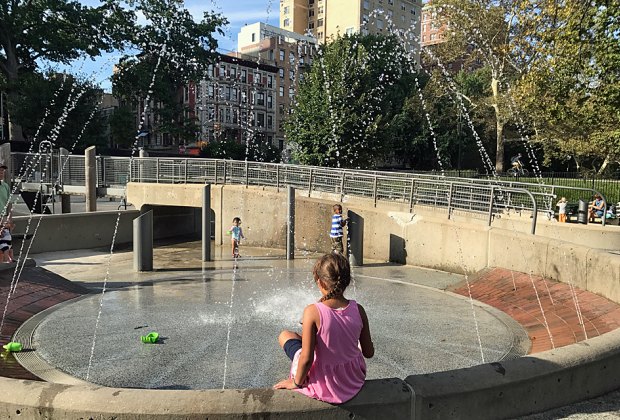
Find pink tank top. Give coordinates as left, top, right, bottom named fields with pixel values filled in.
left=290, top=300, right=367, bottom=403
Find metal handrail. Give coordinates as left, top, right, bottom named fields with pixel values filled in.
left=7, top=153, right=563, bottom=233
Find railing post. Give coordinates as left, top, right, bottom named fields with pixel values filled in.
left=287, top=186, right=295, bottom=260
left=214, top=161, right=218, bottom=185
left=84, top=146, right=97, bottom=212
left=487, top=186, right=495, bottom=227
left=223, top=161, right=227, bottom=184
left=308, top=169, right=314, bottom=197
left=156, top=158, right=160, bottom=183
left=340, top=172, right=345, bottom=201
left=277, top=165, right=280, bottom=192
left=245, top=161, right=249, bottom=187
left=373, top=175, right=378, bottom=207
left=184, top=159, right=188, bottom=183
left=447, top=182, right=453, bottom=219
left=409, top=179, right=415, bottom=213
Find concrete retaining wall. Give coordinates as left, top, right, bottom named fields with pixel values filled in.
left=3, top=183, right=619, bottom=419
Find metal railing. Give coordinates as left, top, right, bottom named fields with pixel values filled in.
left=13, top=153, right=603, bottom=234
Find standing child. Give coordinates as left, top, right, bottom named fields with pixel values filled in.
left=227, top=217, right=245, bottom=258
left=274, top=253, right=374, bottom=404
left=557, top=197, right=568, bottom=223
left=0, top=221, right=13, bottom=263
left=329, top=204, right=347, bottom=255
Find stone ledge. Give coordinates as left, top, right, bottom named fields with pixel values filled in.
left=0, top=377, right=411, bottom=420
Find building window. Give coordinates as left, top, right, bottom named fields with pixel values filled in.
left=279, top=103, right=285, bottom=115
left=283, top=6, right=289, bottom=14
left=267, top=115, right=273, bottom=129
left=207, top=65, right=214, bottom=78
left=388, top=10, right=393, bottom=18
left=346, top=27, right=354, bottom=35
left=317, top=18, right=323, bottom=27
left=279, top=86, right=284, bottom=97
left=232, top=88, right=238, bottom=101
left=256, top=92, right=265, bottom=106
left=309, top=9, right=314, bottom=17
left=388, top=0, right=393, bottom=4
left=251, top=33, right=256, bottom=42
left=362, top=14, right=369, bottom=23
left=267, top=95, right=273, bottom=108
left=230, top=67, right=237, bottom=79
left=257, top=113, right=265, bottom=127
left=411, top=8, right=416, bottom=15
left=317, top=31, right=323, bottom=38
left=280, top=49, right=285, bottom=61
left=284, top=18, right=290, bottom=27
left=241, top=69, right=247, bottom=83
left=377, top=19, right=383, bottom=30
left=289, top=70, right=295, bottom=81
left=288, top=87, right=295, bottom=100
left=363, top=0, right=369, bottom=9
left=318, top=6, right=324, bottom=14
left=402, top=5, right=407, bottom=11
left=225, top=108, right=231, bottom=123
left=267, top=75, right=273, bottom=88
left=309, top=21, right=315, bottom=29
left=208, top=85, right=214, bottom=98
left=279, top=68, right=284, bottom=79
left=269, top=49, right=274, bottom=60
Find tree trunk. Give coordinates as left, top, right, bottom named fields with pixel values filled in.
left=491, top=77, right=504, bottom=172
left=597, top=155, right=610, bottom=175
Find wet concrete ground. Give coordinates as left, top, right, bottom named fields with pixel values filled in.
left=30, top=242, right=525, bottom=389
left=28, top=242, right=620, bottom=417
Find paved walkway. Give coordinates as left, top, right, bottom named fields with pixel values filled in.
left=452, top=268, right=620, bottom=353
left=0, top=262, right=87, bottom=380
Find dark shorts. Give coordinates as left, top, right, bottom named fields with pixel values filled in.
left=283, top=338, right=302, bottom=361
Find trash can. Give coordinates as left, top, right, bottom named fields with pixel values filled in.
left=577, top=199, right=589, bottom=225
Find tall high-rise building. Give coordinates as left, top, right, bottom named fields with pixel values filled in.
left=421, top=1, right=445, bottom=47
left=280, top=0, right=423, bottom=49
left=238, top=23, right=317, bottom=150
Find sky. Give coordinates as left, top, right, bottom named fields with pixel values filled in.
left=51, top=0, right=279, bottom=92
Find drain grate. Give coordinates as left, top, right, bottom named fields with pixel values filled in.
left=13, top=296, right=91, bottom=385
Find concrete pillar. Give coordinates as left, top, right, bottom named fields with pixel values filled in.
left=0, top=143, right=11, bottom=182
left=133, top=210, right=153, bottom=271
left=61, top=194, right=71, bottom=213
left=287, top=186, right=295, bottom=260
left=85, top=146, right=97, bottom=212
left=202, top=185, right=212, bottom=262
left=347, top=210, right=363, bottom=266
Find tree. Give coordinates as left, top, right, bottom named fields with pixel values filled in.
left=430, top=0, right=521, bottom=172
left=510, top=0, right=620, bottom=174
left=111, top=0, right=226, bottom=148
left=0, top=0, right=226, bottom=143
left=285, top=33, right=418, bottom=168
left=0, top=0, right=134, bottom=140
left=10, top=71, right=107, bottom=150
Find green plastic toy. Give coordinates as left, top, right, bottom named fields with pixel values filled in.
left=3, top=342, right=22, bottom=352
left=226, top=230, right=232, bottom=235
left=141, top=332, right=159, bottom=344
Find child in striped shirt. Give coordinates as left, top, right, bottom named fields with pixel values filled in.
left=330, top=204, right=348, bottom=254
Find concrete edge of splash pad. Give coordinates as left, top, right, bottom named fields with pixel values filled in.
left=0, top=265, right=619, bottom=420
left=0, top=329, right=619, bottom=419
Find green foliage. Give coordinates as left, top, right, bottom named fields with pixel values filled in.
left=9, top=71, right=106, bottom=150
left=512, top=0, right=620, bottom=173
left=200, top=137, right=281, bottom=163
left=108, top=106, right=136, bottom=148
left=285, top=33, right=418, bottom=168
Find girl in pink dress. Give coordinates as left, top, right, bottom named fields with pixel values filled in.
left=273, top=253, right=374, bottom=404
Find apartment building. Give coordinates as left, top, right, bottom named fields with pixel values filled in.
left=421, top=1, right=444, bottom=47
left=280, top=0, right=422, bottom=49
left=190, top=53, right=279, bottom=148
left=237, top=23, right=317, bottom=150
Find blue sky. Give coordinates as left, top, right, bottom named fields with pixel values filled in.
left=51, top=0, right=279, bottom=91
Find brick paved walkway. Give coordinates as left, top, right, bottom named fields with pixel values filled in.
left=452, top=268, right=620, bottom=353
left=0, top=264, right=86, bottom=380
